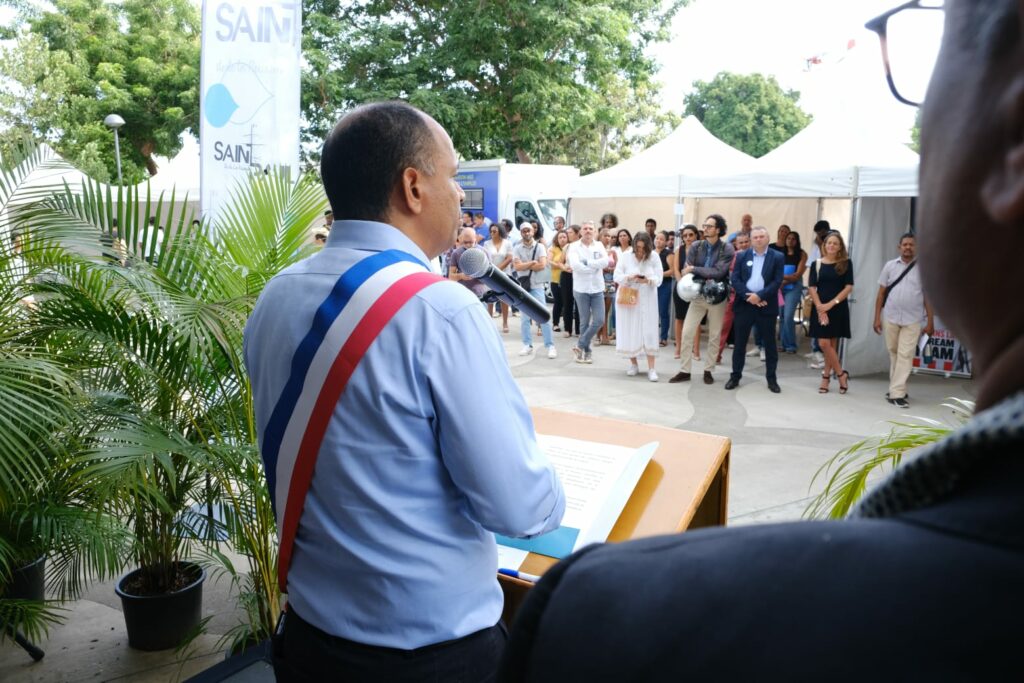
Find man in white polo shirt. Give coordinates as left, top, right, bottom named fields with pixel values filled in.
left=873, top=232, right=934, bottom=408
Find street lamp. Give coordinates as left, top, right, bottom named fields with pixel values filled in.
left=104, top=113, right=125, bottom=184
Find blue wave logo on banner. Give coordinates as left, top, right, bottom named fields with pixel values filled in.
left=204, top=83, right=240, bottom=128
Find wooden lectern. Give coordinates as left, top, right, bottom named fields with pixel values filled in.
left=498, top=408, right=731, bottom=625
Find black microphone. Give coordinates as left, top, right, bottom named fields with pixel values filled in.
left=457, top=247, right=551, bottom=325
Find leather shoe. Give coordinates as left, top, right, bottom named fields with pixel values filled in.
left=703, top=371, right=714, bottom=385
left=668, top=372, right=691, bottom=383
left=724, top=378, right=740, bottom=390
left=768, top=381, right=781, bottom=393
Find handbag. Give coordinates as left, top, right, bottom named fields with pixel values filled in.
left=802, top=294, right=814, bottom=320
left=617, top=285, right=639, bottom=306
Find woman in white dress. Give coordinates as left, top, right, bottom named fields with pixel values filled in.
left=613, top=231, right=663, bottom=381
left=484, top=223, right=514, bottom=332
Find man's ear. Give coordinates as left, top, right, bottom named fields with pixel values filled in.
left=398, top=167, right=424, bottom=216
left=981, top=14, right=1024, bottom=224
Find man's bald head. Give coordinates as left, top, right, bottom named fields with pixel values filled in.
left=320, top=101, right=437, bottom=222
left=457, top=227, right=477, bottom=248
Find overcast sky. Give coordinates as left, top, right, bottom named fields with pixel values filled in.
left=653, top=0, right=941, bottom=144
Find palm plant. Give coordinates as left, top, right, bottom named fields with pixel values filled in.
left=804, top=398, right=974, bottom=520
left=197, top=169, right=327, bottom=648
left=0, top=146, right=128, bottom=642
left=17, top=156, right=326, bottom=642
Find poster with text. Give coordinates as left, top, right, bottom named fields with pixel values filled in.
left=200, top=0, right=301, bottom=222
left=913, top=319, right=972, bottom=378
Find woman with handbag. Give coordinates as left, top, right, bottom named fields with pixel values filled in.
left=613, top=231, right=663, bottom=381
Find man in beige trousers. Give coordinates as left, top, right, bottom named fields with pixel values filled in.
left=873, top=232, right=934, bottom=408
left=669, top=214, right=734, bottom=385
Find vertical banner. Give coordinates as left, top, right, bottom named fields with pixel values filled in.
left=913, top=318, right=973, bottom=378
left=200, top=0, right=301, bottom=223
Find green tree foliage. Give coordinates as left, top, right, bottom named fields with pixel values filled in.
left=302, top=0, right=687, bottom=172
left=910, top=109, right=921, bottom=153
left=0, top=0, right=201, bottom=183
left=683, top=72, right=811, bottom=158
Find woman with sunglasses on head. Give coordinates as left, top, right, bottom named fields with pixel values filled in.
left=670, top=225, right=701, bottom=360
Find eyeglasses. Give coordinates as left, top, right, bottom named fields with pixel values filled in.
left=865, top=0, right=944, bottom=107
left=701, top=223, right=717, bottom=230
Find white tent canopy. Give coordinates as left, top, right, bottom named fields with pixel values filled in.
left=570, top=116, right=757, bottom=199
left=683, top=114, right=919, bottom=199
left=147, top=135, right=200, bottom=199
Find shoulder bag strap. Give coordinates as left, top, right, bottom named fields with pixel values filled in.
left=882, top=260, right=916, bottom=308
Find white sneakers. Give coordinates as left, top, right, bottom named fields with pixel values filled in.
left=760, top=348, right=766, bottom=362
left=746, top=347, right=760, bottom=357
left=572, top=346, right=583, bottom=362
left=627, top=366, right=658, bottom=381
left=521, top=345, right=557, bottom=359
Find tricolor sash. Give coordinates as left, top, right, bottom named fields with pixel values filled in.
left=259, top=249, right=443, bottom=592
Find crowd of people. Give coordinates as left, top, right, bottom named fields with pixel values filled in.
left=442, top=208, right=933, bottom=401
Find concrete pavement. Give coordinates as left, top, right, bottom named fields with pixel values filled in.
left=0, top=315, right=975, bottom=681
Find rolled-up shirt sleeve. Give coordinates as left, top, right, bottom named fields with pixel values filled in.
left=427, top=302, right=566, bottom=538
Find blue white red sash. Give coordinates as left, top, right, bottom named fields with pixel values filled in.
left=258, top=249, right=443, bottom=592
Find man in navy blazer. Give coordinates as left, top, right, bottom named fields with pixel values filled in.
left=727, top=225, right=784, bottom=392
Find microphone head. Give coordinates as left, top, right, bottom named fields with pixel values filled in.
left=457, top=246, right=489, bottom=278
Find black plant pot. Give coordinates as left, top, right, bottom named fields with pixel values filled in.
left=1, top=555, right=45, bottom=601
left=115, top=562, right=205, bottom=651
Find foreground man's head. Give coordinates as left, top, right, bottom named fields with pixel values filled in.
left=919, top=0, right=1024, bottom=409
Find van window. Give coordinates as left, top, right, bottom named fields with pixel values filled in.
left=538, top=199, right=568, bottom=228
left=515, top=201, right=539, bottom=227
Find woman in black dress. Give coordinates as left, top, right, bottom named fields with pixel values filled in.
left=809, top=231, right=854, bottom=394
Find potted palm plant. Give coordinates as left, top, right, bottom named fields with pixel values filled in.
left=0, top=147, right=128, bottom=648
left=16, top=178, right=229, bottom=650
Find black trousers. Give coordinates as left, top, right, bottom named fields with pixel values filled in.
left=559, top=272, right=580, bottom=334
left=273, top=608, right=507, bottom=683
left=550, top=281, right=563, bottom=327
left=730, top=301, right=779, bottom=382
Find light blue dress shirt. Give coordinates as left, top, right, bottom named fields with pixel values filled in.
left=746, top=248, right=768, bottom=294
left=244, top=220, right=565, bottom=649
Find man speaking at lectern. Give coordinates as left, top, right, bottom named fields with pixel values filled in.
left=244, top=101, right=564, bottom=681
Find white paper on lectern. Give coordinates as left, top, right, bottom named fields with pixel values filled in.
left=536, top=435, right=658, bottom=552
left=496, top=546, right=530, bottom=572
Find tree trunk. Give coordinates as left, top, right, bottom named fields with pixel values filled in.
left=515, top=148, right=533, bottom=164
left=139, top=140, right=159, bottom=176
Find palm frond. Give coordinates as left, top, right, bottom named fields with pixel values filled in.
left=804, top=398, right=975, bottom=519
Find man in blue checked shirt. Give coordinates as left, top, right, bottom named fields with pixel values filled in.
left=244, top=100, right=564, bottom=682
